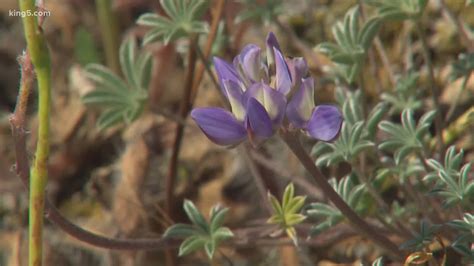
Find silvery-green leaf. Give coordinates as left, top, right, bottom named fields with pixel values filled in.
left=358, top=17, right=382, bottom=50
left=210, top=207, right=229, bottom=233
left=371, top=257, right=384, bottom=266
left=164, top=223, right=199, bottom=238
left=183, top=200, right=209, bottom=232
left=84, top=64, right=129, bottom=92
left=204, top=240, right=216, bottom=259
left=96, top=108, right=124, bottom=130
left=282, top=183, right=295, bottom=210
left=178, top=236, right=207, bottom=257
left=212, top=227, right=234, bottom=241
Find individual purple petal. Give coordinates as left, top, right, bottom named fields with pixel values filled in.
left=274, top=47, right=292, bottom=95
left=242, top=82, right=286, bottom=124
left=307, top=105, right=343, bottom=142
left=223, top=80, right=245, bottom=121
left=266, top=32, right=281, bottom=55
left=286, top=57, right=308, bottom=88
left=234, top=44, right=266, bottom=84
left=266, top=32, right=281, bottom=72
left=287, top=77, right=315, bottom=128
left=245, top=98, right=274, bottom=143
left=242, top=82, right=264, bottom=105
left=191, top=107, right=246, bottom=146
left=213, top=57, right=241, bottom=93
left=261, top=85, right=286, bottom=124
left=242, top=46, right=264, bottom=82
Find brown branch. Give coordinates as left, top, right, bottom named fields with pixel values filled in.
left=279, top=129, right=404, bottom=259
left=249, top=150, right=324, bottom=201
left=240, top=145, right=273, bottom=214
left=165, top=0, right=226, bottom=216
left=165, top=36, right=198, bottom=216
left=191, top=0, right=226, bottom=102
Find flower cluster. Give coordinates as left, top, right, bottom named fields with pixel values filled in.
left=191, top=32, right=343, bottom=146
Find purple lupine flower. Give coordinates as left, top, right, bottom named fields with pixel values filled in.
left=191, top=32, right=342, bottom=146
left=286, top=77, right=342, bottom=141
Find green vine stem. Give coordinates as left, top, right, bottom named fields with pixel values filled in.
left=18, top=0, right=52, bottom=265
left=95, top=0, right=120, bottom=74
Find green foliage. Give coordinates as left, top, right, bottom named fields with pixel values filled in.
left=74, top=27, right=100, bottom=66
left=365, top=0, right=428, bottom=21
left=400, top=221, right=440, bottom=250
left=316, top=7, right=381, bottom=83
left=370, top=257, right=384, bottom=266
left=307, top=175, right=366, bottom=234
left=375, top=157, right=424, bottom=184
left=381, top=71, right=422, bottom=114
left=378, top=109, right=436, bottom=164
left=447, top=213, right=474, bottom=262
left=449, top=53, right=474, bottom=82
left=137, top=0, right=208, bottom=45
left=312, top=89, right=388, bottom=167
left=267, top=183, right=306, bottom=246
left=235, top=0, right=283, bottom=25
left=313, top=121, right=373, bottom=167
left=82, top=37, right=151, bottom=130
left=164, top=200, right=233, bottom=259
left=424, top=146, right=474, bottom=208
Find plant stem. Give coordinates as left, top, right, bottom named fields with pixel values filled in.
left=241, top=145, right=273, bottom=214
left=95, top=0, right=120, bottom=74
left=374, top=38, right=397, bottom=87
left=18, top=1, right=51, bottom=265
left=190, top=0, right=225, bottom=102
left=280, top=129, right=404, bottom=259
left=414, top=22, right=445, bottom=156
left=165, top=36, right=197, bottom=215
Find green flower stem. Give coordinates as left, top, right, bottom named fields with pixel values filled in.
left=414, top=23, right=445, bottom=156
left=95, top=0, right=120, bottom=74
left=18, top=1, right=51, bottom=265
left=280, top=129, right=404, bottom=259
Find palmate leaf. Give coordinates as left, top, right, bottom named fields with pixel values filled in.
left=307, top=176, right=366, bottom=235
left=423, top=146, right=474, bottom=208
left=378, top=109, right=435, bottom=164
left=316, top=7, right=381, bottom=84
left=137, top=0, right=209, bottom=45
left=82, top=37, right=150, bottom=130
left=312, top=89, right=386, bottom=167
left=267, top=183, right=307, bottom=246
left=450, top=53, right=474, bottom=81
left=448, top=213, right=474, bottom=262
left=365, top=0, right=428, bottom=21
left=381, top=71, right=422, bottom=114
left=400, top=221, right=440, bottom=251
left=164, top=200, right=233, bottom=259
